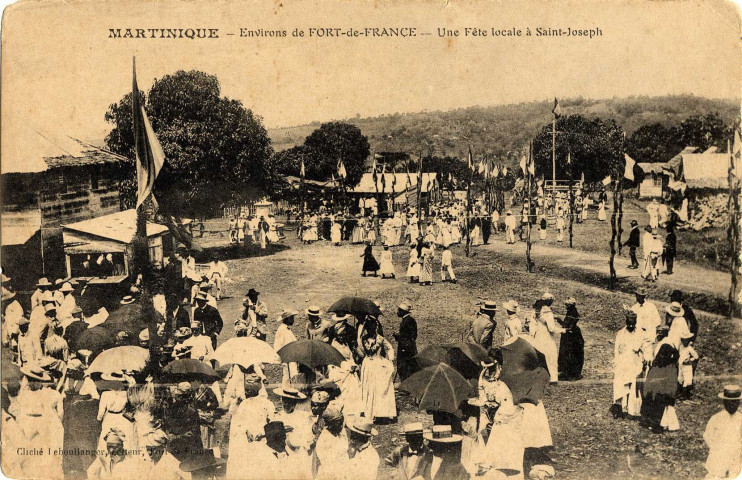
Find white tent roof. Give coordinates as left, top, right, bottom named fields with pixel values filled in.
left=62, top=209, right=168, bottom=244
left=682, top=153, right=729, bottom=188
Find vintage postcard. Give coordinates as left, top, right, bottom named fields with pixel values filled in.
left=1, top=0, right=741, bottom=479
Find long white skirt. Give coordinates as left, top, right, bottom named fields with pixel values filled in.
left=520, top=402, right=552, bottom=448
left=360, top=355, right=397, bottom=419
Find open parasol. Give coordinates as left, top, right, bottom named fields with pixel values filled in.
left=327, top=296, right=382, bottom=317
left=500, top=337, right=550, bottom=404
left=210, top=337, right=280, bottom=369
left=415, top=343, right=491, bottom=379
left=277, top=340, right=345, bottom=369
left=87, top=346, right=150, bottom=375
left=161, top=359, right=220, bottom=383
left=399, top=362, right=475, bottom=415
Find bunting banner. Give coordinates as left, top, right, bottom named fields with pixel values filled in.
left=132, top=58, right=166, bottom=207
left=337, top=158, right=347, bottom=179
left=733, top=129, right=742, bottom=180
left=552, top=97, right=562, bottom=117
left=468, top=147, right=475, bottom=171
left=300, top=157, right=305, bottom=178
left=520, top=154, right=527, bottom=174
left=602, top=175, right=612, bottom=186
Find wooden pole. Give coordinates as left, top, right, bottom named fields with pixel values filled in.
left=728, top=134, right=742, bottom=317
left=568, top=152, right=574, bottom=248
left=527, top=143, right=533, bottom=272
left=466, top=149, right=472, bottom=258
left=417, top=151, right=423, bottom=232
left=617, top=134, right=625, bottom=255
left=609, top=170, right=623, bottom=284
left=552, top=114, right=557, bottom=208
left=300, top=154, right=305, bottom=221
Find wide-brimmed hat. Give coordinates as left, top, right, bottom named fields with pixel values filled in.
left=401, top=422, right=424, bottom=435
left=397, top=302, right=412, bottom=313
left=21, top=365, right=52, bottom=382
left=306, top=306, right=322, bottom=317
left=59, top=282, right=74, bottom=293
left=36, top=277, right=52, bottom=287
left=1, top=273, right=10, bottom=284
left=3, top=289, right=16, bottom=301
left=479, top=301, right=497, bottom=313
left=179, top=449, right=226, bottom=473
left=665, top=302, right=685, bottom=317
left=322, top=403, right=344, bottom=423
left=176, top=327, right=193, bottom=338
left=280, top=309, right=299, bottom=321
left=311, top=391, right=331, bottom=404
left=502, top=300, right=518, bottom=313
left=630, top=220, right=638, bottom=226
left=258, top=421, right=294, bottom=442
left=718, top=385, right=742, bottom=400
left=331, top=313, right=351, bottom=322
left=138, top=329, right=150, bottom=341
left=346, top=417, right=378, bottom=437
left=247, top=288, right=260, bottom=296
left=195, top=291, right=208, bottom=302
left=423, top=425, right=462, bottom=443
left=100, top=371, right=127, bottom=382
left=273, top=387, right=307, bottom=400
left=120, top=295, right=135, bottom=305
left=540, top=292, right=554, bottom=302
left=634, top=287, right=647, bottom=297
left=564, top=297, right=577, bottom=306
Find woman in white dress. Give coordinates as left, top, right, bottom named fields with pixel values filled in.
left=330, top=220, right=342, bottom=246
left=379, top=245, right=395, bottom=279
left=359, top=324, right=397, bottom=422
left=530, top=295, right=565, bottom=384
left=418, top=243, right=434, bottom=285
left=598, top=200, right=607, bottom=221
left=406, top=245, right=421, bottom=282
left=451, top=219, right=462, bottom=244
left=351, top=216, right=366, bottom=243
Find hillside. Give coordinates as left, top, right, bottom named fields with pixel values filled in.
left=268, top=95, right=739, bottom=161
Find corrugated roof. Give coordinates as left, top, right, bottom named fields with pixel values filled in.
left=351, top=172, right=437, bottom=194
left=1, top=127, right=128, bottom=174
left=62, top=209, right=168, bottom=244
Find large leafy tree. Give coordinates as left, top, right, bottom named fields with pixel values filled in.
left=104, top=70, right=275, bottom=217
left=533, top=115, right=624, bottom=183
left=302, top=122, right=370, bottom=186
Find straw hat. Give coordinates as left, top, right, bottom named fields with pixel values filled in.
left=397, top=302, right=412, bottom=313
left=331, top=313, right=351, bottom=322
left=306, top=306, right=322, bottom=317
left=21, top=365, right=52, bottom=382
left=479, top=301, right=497, bottom=313
left=279, top=309, right=299, bottom=321
left=718, top=385, right=742, bottom=400
left=36, top=277, right=52, bottom=288
left=423, top=425, right=462, bottom=443
left=59, top=282, right=75, bottom=293
left=273, top=387, right=307, bottom=400
left=665, top=302, right=685, bottom=318
left=346, top=417, right=378, bottom=437
left=401, top=422, right=424, bottom=435
left=502, top=300, right=518, bottom=313
left=120, top=295, right=135, bottom=305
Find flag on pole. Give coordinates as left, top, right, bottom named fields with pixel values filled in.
left=468, top=147, right=475, bottom=171
left=406, top=164, right=413, bottom=188
left=623, top=154, right=636, bottom=181
left=132, top=58, right=165, bottom=207
left=493, top=165, right=500, bottom=177
left=567, top=151, right=571, bottom=165
left=502, top=166, right=508, bottom=176
left=520, top=153, right=527, bottom=175
left=381, top=162, right=386, bottom=192
left=552, top=98, right=562, bottom=117
left=580, top=172, right=585, bottom=184
left=391, top=170, right=397, bottom=192
left=602, top=175, right=612, bottom=186
left=529, top=158, right=535, bottom=176
left=300, top=157, right=305, bottom=178
left=337, top=158, right=347, bottom=179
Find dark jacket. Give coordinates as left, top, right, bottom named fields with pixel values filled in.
left=194, top=304, right=223, bottom=337
left=664, top=231, right=676, bottom=254
left=394, top=314, right=418, bottom=357
left=624, top=226, right=640, bottom=247
left=172, top=306, right=192, bottom=330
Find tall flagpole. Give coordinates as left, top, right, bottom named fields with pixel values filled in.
left=527, top=142, right=533, bottom=272
left=568, top=151, right=574, bottom=248
left=417, top=151, right=423, bottom=232
left=552, top=110, right=557, bottom=208
left=466, top=148, right=473, bottom=258
left=300, top=153, right=305, bottom=221
left=729, top=132, right=742, bottom=317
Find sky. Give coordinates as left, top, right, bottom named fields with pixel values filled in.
left=1, top=0, right=740, bottom=167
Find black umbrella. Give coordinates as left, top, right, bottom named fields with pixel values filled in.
left=500, top=337, right=550, bottom=405
left=399, top=362, right=475, bottom=415
left=277, top=340, right=345, bottom=368
left=415, top=343, right=491, bottom=379
left=76, top=326, right=117, bottom=356
left=328, top=297, right=382, bottom=317
left=161, top=359, right=220, bottom=383
left=106, top=302, right=149, bottom=336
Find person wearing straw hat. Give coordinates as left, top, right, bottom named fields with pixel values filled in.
left=242, top=288, right=268, bottom=341
left=194, top=290, right=223, bottom=349
left=275, top=309, right=299, bottom=386
left=56, top=281, right=77, bottom=324
left=306, top=306, right=332, bottom=343
left=440, top=244, right=457, bottom=284
left=345, top=416, right=381, bottom=480
left=16, top=316, right=36, bottom=366
left=207, top=254, right=228, bottom=301
left=423, top=425, right=469, bottom=480
left=675, top=313, right=699, bottom=400
left=385, top=422, right=433, bottom=480
left=30, top=277, right=52, bottom=310
left=52, top=278, right=65, bottom=306
left=467, top=301, right=498, bottom=352
left=624, top=219, right=641, bottom=269
left=198, top=282, right=218, bottom=309
left=394, top=302, right=417, bottom=381
left=182, top=320, right=214, bottom=361
left=141, top=429, right=189, bottom=479
left=640, top=320, right=693, bottom=433
left=273, top=387, right=314, bottom=453
left=28, top=298, right=58, bottom=362
left=314, top=403, right=349, bottom=480
left=703, top=385, right=742, bottom=480
left=502, top=300, right=522, bottom=343
left=557, top=298, right=584, bottom=381
left=611, top=307, right=649, bottom=419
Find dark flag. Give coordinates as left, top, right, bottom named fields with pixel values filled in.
left=132, top=58, right=165, bottom=207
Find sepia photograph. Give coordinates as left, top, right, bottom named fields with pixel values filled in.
left=1, top=0, right=741, bottom=478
